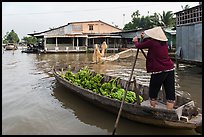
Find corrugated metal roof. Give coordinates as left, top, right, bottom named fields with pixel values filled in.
left=28, top=20, right=122, bottom=36
left=28, top=24, right=68, bottom=36
left=164, top=28, right=176, bottom=35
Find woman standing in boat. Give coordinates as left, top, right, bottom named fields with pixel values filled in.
left=132, top=26, right=175, bottom=110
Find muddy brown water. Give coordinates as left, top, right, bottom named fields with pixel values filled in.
left=2, top=49, right=202, bottom=135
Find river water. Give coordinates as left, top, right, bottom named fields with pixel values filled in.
left=2, top=49, right=202, bottom=135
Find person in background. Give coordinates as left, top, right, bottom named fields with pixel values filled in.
left=92, top=44, right=102, bottom=63
left=132, top=26, right=175, bottom=110
left=101, top=41, right=108, bottom=57
left=140, top=32, right=145, bottom=42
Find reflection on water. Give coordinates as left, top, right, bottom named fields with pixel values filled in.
left=2, top=50, right=202, bottom=135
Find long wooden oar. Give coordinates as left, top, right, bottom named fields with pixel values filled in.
left=112, top=48, right=140, bottom=135
left=140, top=49, right=147, bottom=59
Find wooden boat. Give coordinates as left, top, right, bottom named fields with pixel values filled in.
left=21, top=48, right=39, bottom=53
left=4, top=43, right=18, bottom=50
left=52, top=66, right=202, bottom=133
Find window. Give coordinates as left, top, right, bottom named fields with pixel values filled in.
left=89, top=25, right=93, bottom=31
left=176, top=5, right=202, bottom=26
left=46, top=38, right=55, bottom=44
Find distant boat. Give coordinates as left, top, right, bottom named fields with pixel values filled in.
left=21, top=48, right=38, bottom=53
left=4, top=43, right=18, bottom=50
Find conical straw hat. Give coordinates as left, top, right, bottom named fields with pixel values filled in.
left=144, top=26, right=168, bottom=41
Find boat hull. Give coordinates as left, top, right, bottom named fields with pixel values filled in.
left=5, top=45, right=18, bottom=50
left=53, top=68, right=202, bottom=130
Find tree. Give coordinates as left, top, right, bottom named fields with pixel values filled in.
left=3, top=30, right=20, bottom=44
left=159, top=11, right=174, bottom=27
left=149, top=12, right=163, bottom=27
left=123, top=22, right=134, bottom=30
left=123, top=10, right=159, bottom=30
left=139, top=16, right=153, bottom=29
left=131, top=10, right=140, bottom=19
left=123, top=10, right=176, bottom=30
left=181, top=4, right=190, bottom=10
left=123, top=10, right=143, bottom=30
left=3, top=32, right=9, bottom=44
left=21, top=36, right=37, bottom=45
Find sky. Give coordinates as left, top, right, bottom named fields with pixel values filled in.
left=2, top=2, right=200, bottom=39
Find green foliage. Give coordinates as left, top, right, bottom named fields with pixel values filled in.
left=3, top=30, right=19, bottom=44
left=123, top=22, right=134, bottom=30
left=181, top=4, right=190, bottom=10
left=149, top=12, right=162, bottom=27
left=59, top=66, right=143, bottom=104
left=159, top=11, right=175, bottom=27
left=22, top=36, right=37, bottom=45
left=123, top=10, right=175, bottom=30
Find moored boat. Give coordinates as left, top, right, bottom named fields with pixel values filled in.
left=52, top=66, right=202, bottom=133
left=4, top=43, right=18, bottom=50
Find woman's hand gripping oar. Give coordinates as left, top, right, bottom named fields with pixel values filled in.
left=112, top=48, right=140, bottom=135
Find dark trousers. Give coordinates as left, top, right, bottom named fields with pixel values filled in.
left=149, top=70, right=175, bottom=101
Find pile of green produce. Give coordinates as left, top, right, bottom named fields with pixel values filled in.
left=58, top=65, right=143, bottom=104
